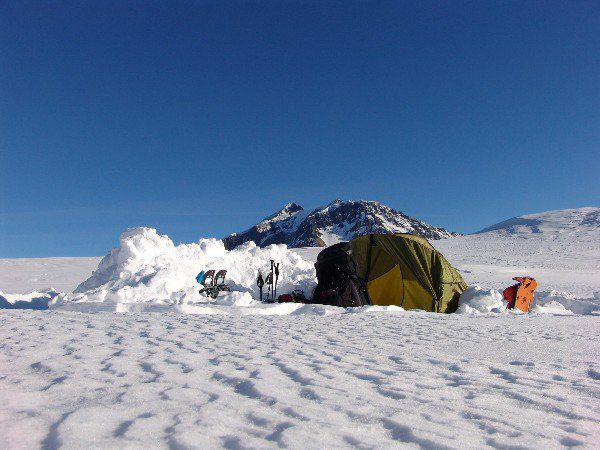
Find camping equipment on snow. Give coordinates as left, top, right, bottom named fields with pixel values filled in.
left=312, top=234, right=467, bottom=312
left=265, top=272, right=273, bottom=301
left=291, top=290, right=307, bottom=303
left=277, top=293, right=294, bottom=303
left=312, top=242, right=371, bottom=308
left=256, top=271, right=265, bottom=302
left=503, top=277, right=538, bottom=313
left=274, top=262, right=280, bottom=298
left=277, top=290, right=308, bottom=304
left=197, top=269, right=231, bottom=299
left=259, top=261, right=280, bottom=303
left=350, top=234, right=467, bottom=312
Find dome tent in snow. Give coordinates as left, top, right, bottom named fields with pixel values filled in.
left=349, top=234, right=467, bottom=312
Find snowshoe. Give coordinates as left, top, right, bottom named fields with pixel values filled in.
left=199, top=269, right=231, bottom=299
left=213, top=270, right=231, bottom=296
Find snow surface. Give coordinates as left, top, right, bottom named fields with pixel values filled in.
left=0, top=257, right=101, bottom=294
left=476, top=207, right=600, bottom=236
left=0, top=289, right=59, bottom=310
left=1, top=310, right=599, bottom=449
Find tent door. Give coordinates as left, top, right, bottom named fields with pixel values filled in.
left=367, top=264, right=404, bottom=306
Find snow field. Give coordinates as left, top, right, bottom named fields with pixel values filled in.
left=0, top=257, right=101, bottom=294
left=455, top=285, right=600, bottom=315
left=1, top=310, right=598, bottom=449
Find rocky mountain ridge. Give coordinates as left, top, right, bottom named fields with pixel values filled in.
left=223, top=200, right=460, bottom=249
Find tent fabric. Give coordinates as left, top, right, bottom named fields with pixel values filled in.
left=349, top=234, right=467, bottom=313
left=367, top=264, right=404, bottom=306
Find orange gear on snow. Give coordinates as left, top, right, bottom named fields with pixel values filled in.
left=503, top=277, right=538, bottom=313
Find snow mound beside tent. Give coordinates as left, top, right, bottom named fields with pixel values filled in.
left=455, top=286, right=507, bottom=314
left=52, top=227, right=317, bottom=311
left=455, top=285, right=600, bottom=315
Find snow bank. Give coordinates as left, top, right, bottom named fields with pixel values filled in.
left=455, top=285, right=600, bottom=315
left=533, top=290, right=600, bottom=315
left=0, top=289, right=58, bottom=310
left=455, top=285, right=507, bottom=314
left=52, top=227, right=317, bottom=311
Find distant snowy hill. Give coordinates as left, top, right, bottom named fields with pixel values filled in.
left=475, top=207, right=600, bottom=237
left=435, top=207, right=600, bottom=297
left=223, top=200, right=460, bottom=249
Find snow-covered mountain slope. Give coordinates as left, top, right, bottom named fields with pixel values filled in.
left=476, top=207, right=600, bottom=237
left=435, top=207, right=600, bottom=297
left=224, top=200, right=459, bottom=249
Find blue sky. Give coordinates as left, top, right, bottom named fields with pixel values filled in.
left=1, top=0, right=598, bottom=257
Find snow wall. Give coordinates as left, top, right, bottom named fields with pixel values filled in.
left=49, top=227, right=600, bottom=315
left=51, top=227, right=318, bottom=313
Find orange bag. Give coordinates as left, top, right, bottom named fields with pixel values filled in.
left=503, top=277, right=537, bottom=313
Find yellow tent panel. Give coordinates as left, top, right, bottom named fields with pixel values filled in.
left=367, top=265, right=403, bottom=305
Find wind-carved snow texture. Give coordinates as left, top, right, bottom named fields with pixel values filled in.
left=1, top=311, right=598, bottom=448
left=0, top=289, right=59, bottom=310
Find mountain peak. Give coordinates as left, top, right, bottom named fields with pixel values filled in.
left=223, top=199, right=459, bottom=249
left=283, top=202, right=303, bottom=212
left=265, top=202, right=304, bottom=220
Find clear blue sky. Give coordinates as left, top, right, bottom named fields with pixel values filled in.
left=1, top=0, right=598, bottom=257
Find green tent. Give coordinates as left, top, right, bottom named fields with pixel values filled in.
left=350, top=234, right=467, bottom=313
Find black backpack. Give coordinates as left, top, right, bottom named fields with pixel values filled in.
left=312, top=242, right=371, bottom=308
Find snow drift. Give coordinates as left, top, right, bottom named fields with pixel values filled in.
left=52, top=227, right=317, bottom=311
left=455, top=285, right=600, bottom=315
left=0, top=289, right=58, bottom=310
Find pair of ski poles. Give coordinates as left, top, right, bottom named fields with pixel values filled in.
left=257, top=260, right=279, bottom=302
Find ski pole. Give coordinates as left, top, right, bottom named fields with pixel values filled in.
left=257, top=271, right=264, bottom=302
left=274, top=263, right=279, bottom=299
left=270, top=260, right=274, bottom=301
left=265, top=272, right=273, bottom=301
